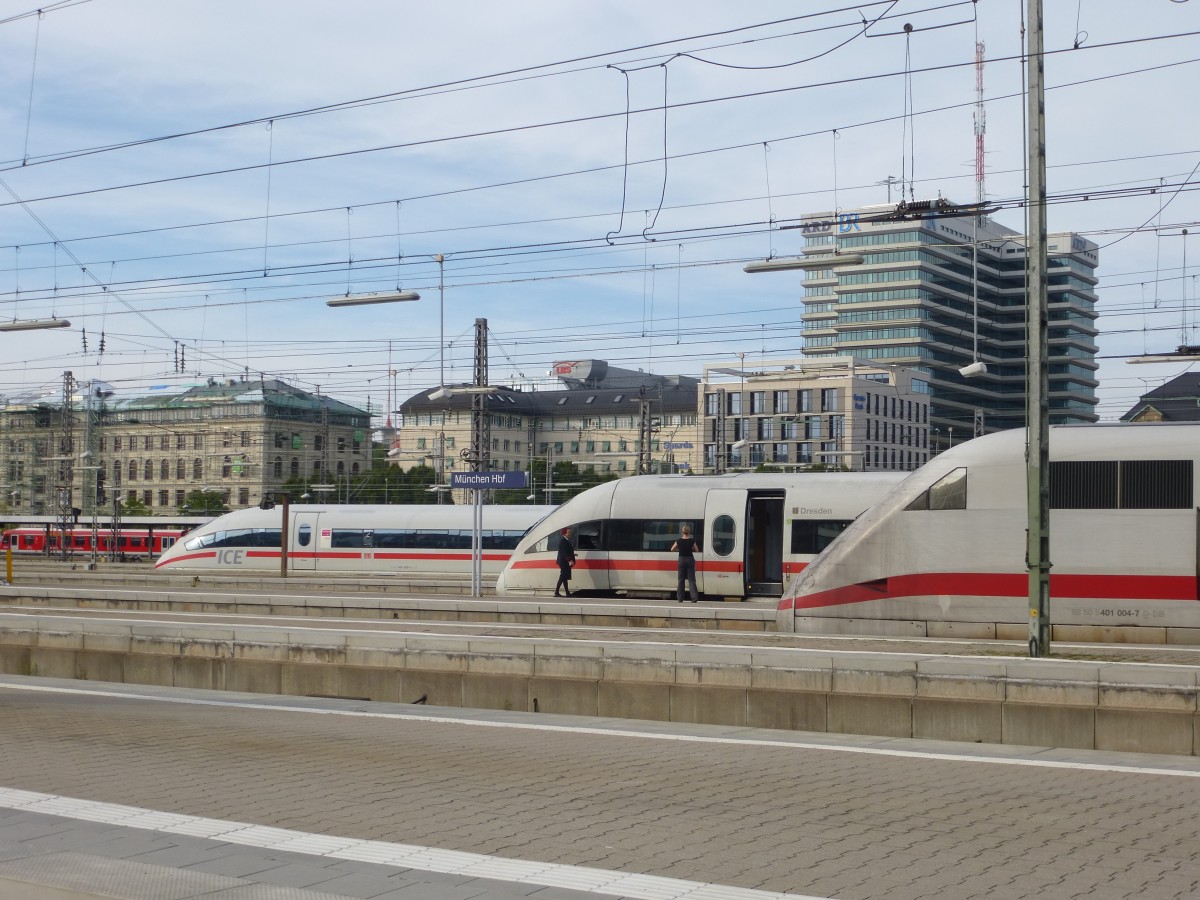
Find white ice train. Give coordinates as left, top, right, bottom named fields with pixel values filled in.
left=496, top=472, right=906, bottom=599
left=155, top=503, right=555, bottom=575
left=779, top=422, right=1200, bottom=641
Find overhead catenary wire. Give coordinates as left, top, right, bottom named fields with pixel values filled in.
left=1, top=6, right=1196, bottom=419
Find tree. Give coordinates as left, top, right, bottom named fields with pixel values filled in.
left=180, top=489, right=228, bottom=516
left=120, top=496, right=152, bottom=516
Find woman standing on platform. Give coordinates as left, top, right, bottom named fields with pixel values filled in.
left=554, top=527, right=575, bottom=597
left=671, top=525, right=700, bottom=602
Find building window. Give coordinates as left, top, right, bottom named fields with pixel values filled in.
left=273, top=456, right=283, bottom=478
left=241, top=431, right=250, bottom=447
left=176, top=459, right=186, bottom=480
left=290, top=458, right=299, bottom=476
left=113, top=436, right=122, bottom=452
left=798, top=443, right=813, bottom=463
left=160, top=435, right=169, bottom=451
left=193, top=434, right=203, bottom=450
left=128, top=460, right=137, bottom=481
left=144, top=460, right=153, bottom=480
left=193, top=459, right=203, bottom=479
left=704, top=393, right=720, bottom=416
left=142, top=490, right=152, bottom=506
left=112, top=461, right=122, bottom=486
left=176, top=434, right=186, bottom=450
left=239, top=488, right=249, bottom=506
left=175, top=490, right=186, bottom=508
left=275, top=433, right=285, bottom=448
left=158, top=490, right=168, bottom=507
left=821, top=388, right=838, bottom=412
left=313, top=435, right=323, bottom=451
left=160, top=460, right=170, bottom=479
left=750, top=392, right=766, bottom=414
left=337, top=436, right=346, bottom=452
left=773, top=390, right=789, bottom=414
left=143, top=435, right=152, bottom=451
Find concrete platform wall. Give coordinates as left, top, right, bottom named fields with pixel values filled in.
left=0, top=585, right=775, bottom=631
left=1, top=614, right=1198, bottom=756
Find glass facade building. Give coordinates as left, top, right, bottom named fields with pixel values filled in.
left=796, top=204, right=1099, bottom=447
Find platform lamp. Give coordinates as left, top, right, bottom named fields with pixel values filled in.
left=0, top=317, right=71, bottom=332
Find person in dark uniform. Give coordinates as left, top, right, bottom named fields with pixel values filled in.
left=672, top=525, right=700, bottom=602
left=554, top=527, right=575, bottom=597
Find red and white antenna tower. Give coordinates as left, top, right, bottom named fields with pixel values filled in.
left=974, top=40, right=986, bottom=207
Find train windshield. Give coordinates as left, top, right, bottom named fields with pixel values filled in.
left=184, top=528, right=283, bottom=550
left=905, top=467, right=967, bottom=511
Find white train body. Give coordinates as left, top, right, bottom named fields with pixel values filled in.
left=155, top=504, right=555, bottom=576
left=496, top=472, right=905, bottom=598
left=779, top=423, right=1200, bottom=638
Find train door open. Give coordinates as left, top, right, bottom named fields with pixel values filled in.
left=291, top=510, right=322, bottom=570
left=702, top=489, right=747, bottom=598
left=745, top=492, right=785, bottom=596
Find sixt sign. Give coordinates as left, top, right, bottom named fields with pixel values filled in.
left=450, top=471, right=529, bottom=490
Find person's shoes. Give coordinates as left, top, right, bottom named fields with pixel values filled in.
left=554, top=591, right=561, bottom=597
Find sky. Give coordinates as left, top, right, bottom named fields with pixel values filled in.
left=0, top=0, right=1197, bottom=423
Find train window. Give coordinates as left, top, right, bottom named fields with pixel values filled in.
left=525, top=531, right=553, bottom=553
left=372, top=530, right=410, bottom=549
left=609, top=520, right=692, bottom=553
left=481, top=530, right=526, bottom=550
left=906, top=467, right=967, bottom=511
left=710, top=515, right=735, bottom=557
left=573, top=520, right=602, bottom=551
left=791, top=520, right=852, bottom=555
left=331, top=530, right=367, bottom=548
left=297, top=524, right=312, bottom=547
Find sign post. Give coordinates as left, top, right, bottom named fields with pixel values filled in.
left=449, top=471, right=528, bottom=597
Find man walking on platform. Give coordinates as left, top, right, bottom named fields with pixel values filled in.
left=554, top=527, right=575, bottom=597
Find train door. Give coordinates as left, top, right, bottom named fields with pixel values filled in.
left=702, top=489, right=747, bottom=598
left=745, top=492, right=785, bottom=596
left=291, top=510, right=322, bottom=570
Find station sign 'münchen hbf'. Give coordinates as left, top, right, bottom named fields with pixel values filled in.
left=450, top=471, right=528, bottom=490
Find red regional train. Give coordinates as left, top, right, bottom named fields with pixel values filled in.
left=1, top=526, right=186, bottom=558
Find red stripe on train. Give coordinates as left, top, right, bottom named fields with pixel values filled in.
left=778, top=572, right=1198, bottom=611
left=159, top=549, right=514, bottom=567
left=508, top=558, right=745, bottom=574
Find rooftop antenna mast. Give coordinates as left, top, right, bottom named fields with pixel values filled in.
left=974, top=39, right=987, bottom=209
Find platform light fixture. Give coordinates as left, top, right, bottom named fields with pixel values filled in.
left=0, top=318, right=72, bottom=332
left=325, top=290, right=420, bottom=307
